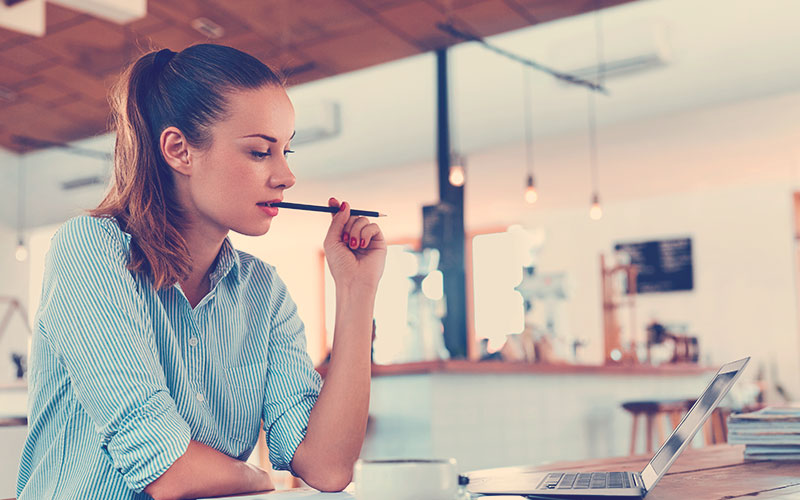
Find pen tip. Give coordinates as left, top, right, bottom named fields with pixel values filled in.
left=379, top=213, right=387, bottom=217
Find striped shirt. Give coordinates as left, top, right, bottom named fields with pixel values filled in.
left=17, top=214, right=322, bottom=499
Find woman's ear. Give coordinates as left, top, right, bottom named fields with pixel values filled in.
left=160, top=126, right=191, bottom=175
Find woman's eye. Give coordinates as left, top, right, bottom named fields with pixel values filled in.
left=250, top=151, right=269, bottom=159
left=284, top=149, right=295, bottom=158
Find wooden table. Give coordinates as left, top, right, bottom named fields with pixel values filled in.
left=469, top=444, right=800, bottom=499
left=5, top=445, right=798, bottom=499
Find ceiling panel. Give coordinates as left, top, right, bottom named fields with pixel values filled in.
left=0, top=0, right=640, bottom=153
left=376, top=1, right=448, bottom=50
left=1, top=42, right=59, bottom=73
left=451, top=0, right=534, bottom=37
left=300, top=24, right=420, bottom=74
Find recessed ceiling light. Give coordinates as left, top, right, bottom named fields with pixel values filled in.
left=191, top=17, right=224, bottom=39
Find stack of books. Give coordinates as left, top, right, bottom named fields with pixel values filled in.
left=727, top=405, right=800, bottom=460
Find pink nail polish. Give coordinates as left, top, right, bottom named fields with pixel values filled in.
left=343, top=233, right=349, bottom=242
left=351, top=237, right=357, bottom=248
left=340, top=202, right=347, bottom=212
left=361, top=239, right=367, bottom=248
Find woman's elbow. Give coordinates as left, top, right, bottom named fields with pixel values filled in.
left=144, top=482, right=180, bottom=500
left=303, top=465, right=353, bottom=492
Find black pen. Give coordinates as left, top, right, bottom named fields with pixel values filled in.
left=267, top=201, right=386, bottom=217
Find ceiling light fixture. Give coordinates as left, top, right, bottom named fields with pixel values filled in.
left=15, top=157, right=27, bottom=262
left=0, top=0, right=44, bottom=37
left=522, top=66, right=538, bottom=204
left=49, top=0, right=146, bottom=24
left=191, top=17, right=224, bottom=39
left=448, top=151, right=465, bottom=187
left=588, top=2, right=606, bottom=221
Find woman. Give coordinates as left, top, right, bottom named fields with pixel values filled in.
left=16, top=44, right=386, bottom=500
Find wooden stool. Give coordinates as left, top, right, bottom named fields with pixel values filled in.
left=622, top=400, right=687, bottom=455
left=684, top=399, right=730, bottom=446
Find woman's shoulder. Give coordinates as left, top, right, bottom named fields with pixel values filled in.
left=234, top=250, right=283, bottom=288
left=51, top=214, right=131, bottom=256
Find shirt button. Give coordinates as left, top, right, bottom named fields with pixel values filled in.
left=196, top=393, right=205, bottom=402
left=188, top=337, right=199, bottom=347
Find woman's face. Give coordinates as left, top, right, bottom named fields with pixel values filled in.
left=181, top=85, right=296, bottom=238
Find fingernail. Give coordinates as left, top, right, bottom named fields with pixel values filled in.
left=343, top=233, right=349, bottom=243
left=350, top=237, right=357, bottom=248
left=340, top=202, right=347, bottom=212
left=361, top=239, right=367, bottom=248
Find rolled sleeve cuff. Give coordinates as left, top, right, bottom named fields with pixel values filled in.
left=105, top=391, right=192, bottom=493
left=266, top=395, right=318, bottom=475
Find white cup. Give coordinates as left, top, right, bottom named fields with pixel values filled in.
left=353, top=458, right=460, bottom=500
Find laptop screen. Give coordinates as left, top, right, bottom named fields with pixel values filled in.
left=647, top=370, right=736, bottom=475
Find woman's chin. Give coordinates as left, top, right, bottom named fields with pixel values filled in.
left=236, top=221, right=271, bottom=237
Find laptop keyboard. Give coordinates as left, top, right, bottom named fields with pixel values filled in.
left=538, top=472, right=631, bottom=490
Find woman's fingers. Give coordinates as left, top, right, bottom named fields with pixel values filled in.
left=326, top=198, right=383, bottom=251
left=342, top=212, right=360, bottom=246
left=328, top=197, right=340, bottom=215
left=357, top=223, right=383, bottom=249
left=324, top=198, right=350, bottom=248
left=346, top=217, right=370, bottom=249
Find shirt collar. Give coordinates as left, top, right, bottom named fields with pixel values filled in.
left=209, top=235, right=240, bottom=288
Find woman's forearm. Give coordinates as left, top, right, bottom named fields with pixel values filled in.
left=144, top=440, right=274, bottom=500
left=291, top=285, right=376, bottom=491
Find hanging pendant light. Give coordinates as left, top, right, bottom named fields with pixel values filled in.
left=589, top=192, right=603, bottom=220
left=15, top=238, right=28, bottom=262
left=448, top=151, right=465, bottom=187
left=522, top=66, right=538, bottom=204
left=587, top=2, right=605, bottom=221
left=587, top=90, right=602, bottom=221
left=525, top=174, right=538, bottom=204
left=15, top=157, right=27, bottom=262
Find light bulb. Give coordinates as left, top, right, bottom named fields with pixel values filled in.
left=448, top=164, right=465, bottom=187
left=524, top=174, right=538, bottom=204
left=589, top=193, right=603, bottom=220
left=15, top=242, right=28, bottom=262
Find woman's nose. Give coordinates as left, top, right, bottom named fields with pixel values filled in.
left=271, top=159, right=296, bottom=190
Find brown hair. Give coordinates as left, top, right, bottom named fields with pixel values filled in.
left=90, top=44, right=284, bottom=290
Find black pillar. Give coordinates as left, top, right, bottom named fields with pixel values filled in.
left=435, top=48, right=467, bottom=359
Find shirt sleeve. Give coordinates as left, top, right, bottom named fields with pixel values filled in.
left=37, top=216, right=191, bottom=493
left=260, top=264, right=322, bottom=473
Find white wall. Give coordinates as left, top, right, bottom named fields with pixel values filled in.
left=0, top=150, right=31, bottom=498
left=0, top=148, right=31, bottom=384
left=229, top=88, right=800, bottom=399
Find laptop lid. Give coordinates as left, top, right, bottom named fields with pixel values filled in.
left=639, top=357, right=750, bottom=494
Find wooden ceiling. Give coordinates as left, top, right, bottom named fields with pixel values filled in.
left=0, top=0, right=636, bottom=153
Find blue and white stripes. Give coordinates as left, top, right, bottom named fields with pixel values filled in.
left=17, top=215, right=322, bottom=499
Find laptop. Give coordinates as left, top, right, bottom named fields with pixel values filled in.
left=464, top=357, right=750, bottom=498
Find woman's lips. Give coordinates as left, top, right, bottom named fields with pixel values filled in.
left=258, top=204, right=279, bottom=216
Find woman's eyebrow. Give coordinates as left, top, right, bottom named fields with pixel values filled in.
left=241, top=133, right=276, bottom=143
left=240, top=131, right=297, bottom=142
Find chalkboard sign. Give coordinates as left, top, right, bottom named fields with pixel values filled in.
left=614, top=238, right=693, bottom=293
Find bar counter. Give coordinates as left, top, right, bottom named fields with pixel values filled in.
left=353, top=360, right=720, bottom=472
left=361, top=360, right=713, bottom=377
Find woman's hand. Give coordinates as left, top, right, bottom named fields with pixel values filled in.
left=323, top=197, right=387, bottom=293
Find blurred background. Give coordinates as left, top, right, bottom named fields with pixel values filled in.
left=1, top=0, right=799, bottom=494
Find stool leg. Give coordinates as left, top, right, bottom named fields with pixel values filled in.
left=630, top=414, right=639, bottom=456
left=657, top=413, right=666, bottom=448
left=703, top=418, right=713, bottom=446
left=669, top=410, right=681, bottom=431
left=711, top=408, right=727, bottom=444
left=645, top=414, right=655, bottom=454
